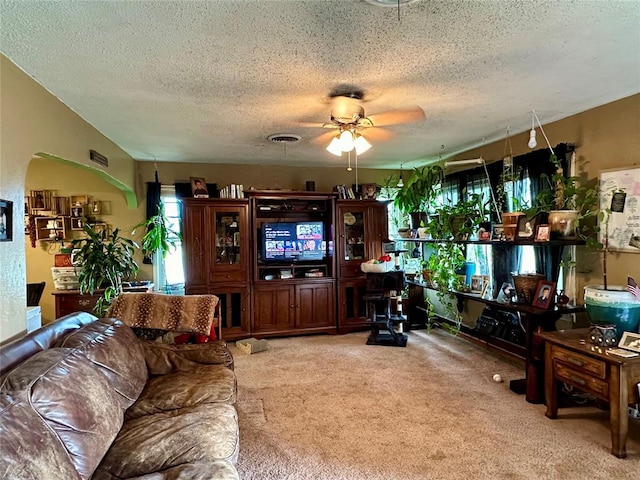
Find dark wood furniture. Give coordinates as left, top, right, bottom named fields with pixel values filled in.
left=182, top=198, right=251, bottom=340
left=336, top=199, right=388, bottom=333
left=52, top=283, right=154, bottom=318
left=248, top=191, right=337, bottom=337
left=537, top=328, right=640, bottom=458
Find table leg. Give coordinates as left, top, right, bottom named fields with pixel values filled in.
left=544, top=342, right=558, bottom=419
left=609, top=364, right=628, bottom=458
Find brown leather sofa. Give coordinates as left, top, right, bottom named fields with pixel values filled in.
left=0, top=312, right=240, bottom=480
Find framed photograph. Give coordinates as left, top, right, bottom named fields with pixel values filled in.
left=496, top=282, right=516, bottom=303
left=516, top=215, right=536, bottom=240
left=0, top=199, right=13, bottom=242
left=470, top=274, right=488, bottom=294
left=491, top=224, right=505, bottom=241
left=190, top=177, right=209, bottom=198
left=532, top=280, right=556, bottom=309
left=535, top=224, right=550, bottom=242
left=362, top=183, right=378, bottom=199
left=619, top=331, right=640, bottom=353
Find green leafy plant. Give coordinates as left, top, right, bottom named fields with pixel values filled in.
left=132, top=203, right=182, bottom=260
left=71, top=224, right=139, bottom=316
left=425, top=242, right=465, bottom=333
left=393, top=165, right=444, bottom=216
left=427, top=191, right=486, bottom=241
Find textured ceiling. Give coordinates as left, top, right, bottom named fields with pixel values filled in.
left=1, top=0, right=639, bottom=169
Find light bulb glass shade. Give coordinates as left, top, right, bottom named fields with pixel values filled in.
left=326, top=137, right=343, bottom=156
left=353, top=135, right=371, bottom=155
left=397, top=175, right=404, bottom=188
left=527, top=128, right=537, bottom=148
left=339, top=130, right=355, bottom=152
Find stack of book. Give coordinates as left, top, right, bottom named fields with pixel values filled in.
left=335, top=185, right=356, bottom=199
left=219, top=184, right=244, bottom=198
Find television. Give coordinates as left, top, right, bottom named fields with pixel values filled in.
left=262, top=221, right=326, bottom=262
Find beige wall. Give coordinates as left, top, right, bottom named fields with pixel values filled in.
left=25, top=158, right=153, bottom=324
left=0, top=55, right=137, bottom=342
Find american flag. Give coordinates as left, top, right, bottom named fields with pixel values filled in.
left=628, top=277, right=640, bottom=301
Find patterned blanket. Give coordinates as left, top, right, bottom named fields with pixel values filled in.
left=107, top=292, right=219, bottom=337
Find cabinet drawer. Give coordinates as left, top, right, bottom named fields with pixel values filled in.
left=56, top=294, right=99, bottom=317
left=211, top=270, right=247, bottom=283
left=555, top=363, right=609, bottom=399
left=340, top=265, right=365, bottom=278
left=552, top=346, right=606, bottom=379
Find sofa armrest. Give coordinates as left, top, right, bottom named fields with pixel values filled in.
left=139, top=340, right=234, bottom=376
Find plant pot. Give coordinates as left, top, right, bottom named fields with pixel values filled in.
left=450, top=215, right=472, bottom=240
left=548, top=210, right=579, bottom=239
left=584, top=285, right=640, bottom=340
left=501, top=212, right=524, bottom=241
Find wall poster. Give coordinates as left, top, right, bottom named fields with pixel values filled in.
left=599, top=166, right=640, bottom=253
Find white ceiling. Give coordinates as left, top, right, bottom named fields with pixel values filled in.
left=1, top=0, right=639, bottom=170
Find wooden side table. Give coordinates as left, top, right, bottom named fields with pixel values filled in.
left=537, top=328, right=640, bottom=458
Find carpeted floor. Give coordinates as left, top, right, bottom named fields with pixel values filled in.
left=232, top=329, right=639, bottom=479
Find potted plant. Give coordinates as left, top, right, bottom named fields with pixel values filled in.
left=131, top=202, right=182, bottom=263
left=71, top=224, right=139, bottom=316
left=393, top=165, right=444, bottom=229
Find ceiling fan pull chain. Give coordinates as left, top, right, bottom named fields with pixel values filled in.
left=347, top=151, right=352, bottom=172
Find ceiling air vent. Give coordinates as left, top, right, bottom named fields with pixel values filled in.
left=267, top=134, right=302, bottom=144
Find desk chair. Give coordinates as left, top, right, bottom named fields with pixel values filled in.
left=27, top=281, right=46, bottom=307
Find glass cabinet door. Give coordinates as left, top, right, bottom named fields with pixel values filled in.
left=342, top=210, right=366, bottom=261
left=214, top=211, right=242, bottom=265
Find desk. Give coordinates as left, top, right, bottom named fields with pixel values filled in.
left=537, top=328, right=640, bottom=458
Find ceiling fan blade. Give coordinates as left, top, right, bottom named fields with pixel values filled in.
left=311, top=130, right=339, bottom=146
left=366, top=105, right=425, bottom=127
left=296, top=121, right=339, bottom=129
left=360, top=128, right=395, bottom=142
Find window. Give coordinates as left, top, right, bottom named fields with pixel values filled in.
left=156, top=186, right=185, bottom=294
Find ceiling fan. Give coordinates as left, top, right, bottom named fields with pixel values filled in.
left=301, top=86, right=426, bottom=156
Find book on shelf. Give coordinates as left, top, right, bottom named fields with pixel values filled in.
left=219, top=184, right=245, bottom=198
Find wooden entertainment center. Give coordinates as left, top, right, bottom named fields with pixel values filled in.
left=181, top=191, right=388, bottom=340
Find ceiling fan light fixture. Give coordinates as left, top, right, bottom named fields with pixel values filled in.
left=338, top=130, right=355, bottom=152
left=326, top=137, right=343, bottom=156
left=353, top=134, right=371, bottom=155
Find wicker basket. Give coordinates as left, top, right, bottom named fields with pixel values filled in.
left=512, top=273, right=545, bottom=304
left=360, top=261, right=394, bottom=273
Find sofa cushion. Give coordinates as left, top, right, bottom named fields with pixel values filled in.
left=126, top=365, right=236, bottom=419
left=94, top=403, right=239, bottom=479
left=139, top=340, right=234, bottom=374
left=0, top=383, right=81, bottom=480
left=0, top=348, right=124, bottom=480
left=60, top=317, right=147, bottom=410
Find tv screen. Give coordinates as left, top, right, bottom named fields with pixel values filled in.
left=262, top=222, right=325, bottom=262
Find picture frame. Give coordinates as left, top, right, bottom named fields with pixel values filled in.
left=516, top=215, right=537, bottom=240
left=491, top=223, right=505, bottom=241
left=619, top=331, right=640, bottom=353
left=190, top=177, right=209, bottom=198
left=532, top=280, right=556, bottom=309
left=470, top=274, right=488, bottom=294
left=0, top=199, right=13, bottom=242
left=362, top=183, right=378, bottom=199
left=535, top=224, right=550, bottom=242
left=496, top=282, right=516, bottom=304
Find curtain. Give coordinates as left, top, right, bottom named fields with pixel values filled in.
left=144, top=171, right=162, bottom=264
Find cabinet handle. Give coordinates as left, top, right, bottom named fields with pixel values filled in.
left=226, top=275, right=231, bottom=279
left=290, top=305, right=295, bottom=309
left=567, top=357, right=584, bottom=367
left=569, top=375, right=586, bottom=386
left=78, top=299, right=91, bottom=307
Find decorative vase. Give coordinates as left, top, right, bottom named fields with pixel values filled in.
left=548, top=210, right=579, bottom=239
left=584, top=285, right=640, bottom=340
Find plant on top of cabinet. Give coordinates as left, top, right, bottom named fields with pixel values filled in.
left=71, top=224, right=139, bottom=316
left=393, top=165, right=444, bottom=228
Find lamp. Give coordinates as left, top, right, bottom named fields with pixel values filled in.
left=527, top=111, right=537, bottom=148
left=397, top=164, right=404, bottom=187
left=326, top=129, right=371, bottom=156
left=529, top=110, right=555, bottom=155
left=444, top=157, right=500, bottom=222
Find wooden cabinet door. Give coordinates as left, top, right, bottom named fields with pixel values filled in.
left=210, top=285, right=251, bottom=340
left=296, top=281, right=335, bottom=329
left=337, top=278, right=368, bottom=332
left=182, top=203, right=209, bottom=289
left=252, top=284, right=295, bottom=333
left=208, top=201, right=250, bottom=283
left=367, top=202, right=388, bottom=262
